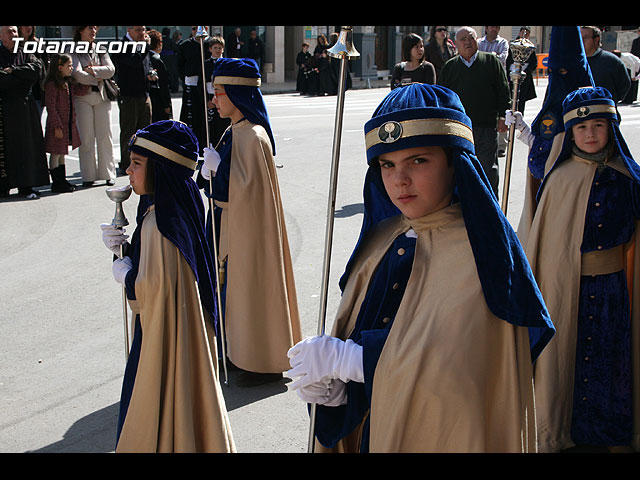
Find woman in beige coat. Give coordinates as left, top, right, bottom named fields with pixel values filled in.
left=71, top=25, right=116, bottom=187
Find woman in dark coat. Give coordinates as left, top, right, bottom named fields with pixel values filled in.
left=424, top=25, right=457, bottom=78
left=312, top=34, right=333, bottom=96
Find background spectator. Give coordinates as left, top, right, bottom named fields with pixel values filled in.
left=111, top=25, right=152, bottom=174
left=581, top=26, right=631, bottom=103
left=0, top=25, right=49, bottom=199
left=71, top=25, right=116, bottom=187
left=247, top=30, right=265, bottom=72
left=160, top=27, right=179, bottom=94
left=147, top=29, right=172, bottom=122
left=177, top=26, right=210, bottom=154
left=505, top=26, right=538, bottom=114
left=439, top=26, right=511, bottom=196
left=390, top=32, right=436, bottom=89
left=424, top=26, right=457, bottom=78
left=43, top=53, right=80, bottom=193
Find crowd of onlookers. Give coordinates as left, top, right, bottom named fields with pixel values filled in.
left=300, top=25, right=637, bottom=198
left=1, top=25, right=638, bottom=201
left=0, top=25, right=264, bottom=200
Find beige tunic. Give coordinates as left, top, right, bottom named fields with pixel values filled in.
left=516, top=132, right=566, bottom=243
left=216, top=120, right=302, bottom=373
left=319, top=204, right=537, bottom=453
left=116, top=207, right=235, bottom=453
left=524, top=155, right=640, bottom=452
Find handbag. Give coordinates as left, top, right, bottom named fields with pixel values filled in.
left=103, top=77, right=120, bottom=101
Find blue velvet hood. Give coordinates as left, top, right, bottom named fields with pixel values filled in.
left=539, top=86, right=640, bottom=195
left=528, top=26, right=595, bottom=178
left=212, top=57, right=276, bottom=155
left=342, top=83, right=554, bottom=361
left=127, top=120, right=218, bottom=326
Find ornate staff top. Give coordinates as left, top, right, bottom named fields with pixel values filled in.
left=327, top=26, right=360, bottom=60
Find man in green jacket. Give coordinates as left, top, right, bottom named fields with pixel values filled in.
left=439, top=26, right=511, bottom=196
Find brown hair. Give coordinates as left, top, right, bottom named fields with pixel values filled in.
left=207, top=35, right=225, bottom=48
left=73, top=26, right=99, bottom=42
left=402, top=33, right=424, bottom=62
left=147, top=29, right=162, bottom=50
left=43, top=53, right=73, bottom=89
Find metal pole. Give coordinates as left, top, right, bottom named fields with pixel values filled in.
left=500, top=38, right=536, bottom=214
left=106, top=184, right=132, bottom=362
left=196, top=26, right=229, bottom=385
left=501, top=77, right=521, bottom=214
left=119, top=242, right=130, bottom=361
left=307, top=26, right=359, bottom=453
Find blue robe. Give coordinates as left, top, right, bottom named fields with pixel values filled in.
left=571, top=165, right=638, bottom=446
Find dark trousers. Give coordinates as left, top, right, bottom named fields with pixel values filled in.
left=118, top=95, right=152, bottom=170
left=621, top=80, right=638, bottom=104
left=472, top=126, right=499, bottom=196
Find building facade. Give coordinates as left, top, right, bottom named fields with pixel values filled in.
left=33, top=25, right=639, bottom=84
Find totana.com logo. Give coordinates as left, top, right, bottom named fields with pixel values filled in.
left=13, top=38, right=147, bottom=54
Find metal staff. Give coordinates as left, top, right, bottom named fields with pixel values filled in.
left=106, top=184, right=133, bottom=361
left=307, top=25, right=359, bottom=454
left=195, top=25, right=229, bottom=385
left=501, top=37, right=536, bottom=214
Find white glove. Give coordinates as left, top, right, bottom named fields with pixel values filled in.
left=101, top=223, right=128, bottom=255
left=505, top=110, right=534, bottom=148
left=201, top=146, right=222, bottom=180
left=505, top=110, right=527, bottom=131
left=286, top=335, right=364, bottom=391
left=293, top=378, right=347, bottom=406
left=112, top=256, right=133, bottom=284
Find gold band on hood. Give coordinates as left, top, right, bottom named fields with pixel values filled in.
left=365, top=117, right=474, bottom=150
left=563, top=104, right=617, bottom=125
left=131, top=136, right=197, bottom=170
left=213, top=75, right=261, bottom=87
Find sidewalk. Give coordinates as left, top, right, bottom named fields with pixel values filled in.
left=171, top=76, right=392, bottom=97
left=259, top=76, right=391, bottom=95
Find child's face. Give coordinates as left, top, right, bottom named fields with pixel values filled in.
left=209, top=43, right=224, bottom=58
left=378, top=145, right=455, bottom=219
left=212, top=85, right=243, bottom=122
left=571, top=118, right=609, bottom=154
left=126, top=151, right=149, bottom=195
left=59, top=59, right=73, bottom=78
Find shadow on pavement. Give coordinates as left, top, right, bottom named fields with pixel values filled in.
left=27, top=403, right=119, bottom=453
left=26, top=375, right=288, bottom=453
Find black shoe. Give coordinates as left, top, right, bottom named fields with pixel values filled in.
left=51, top=182, right=75, bottom=193
left=50, top=166, right=75, bottom=193
left=498, top=150, right=505, bottom=157
left=106, top=179, right=115, bottom=186
left=236, top=371, right=282, bottom=387
left=82, top=181, right=95, bottom=188
left=18, top=187, right=40, bottom=199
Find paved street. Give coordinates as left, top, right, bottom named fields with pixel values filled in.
left=1, top=78, right=640, bottom=453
